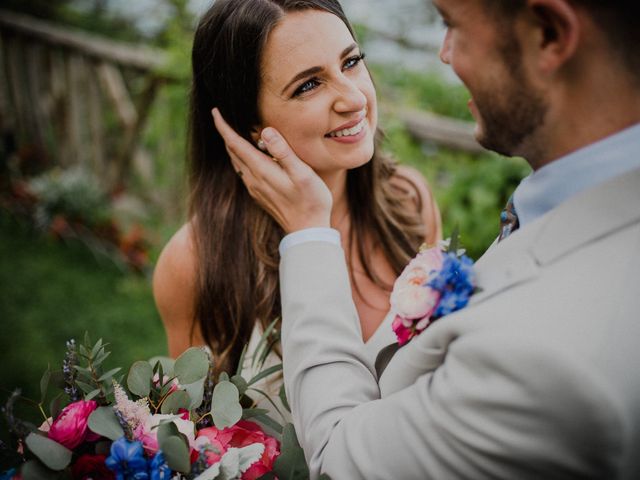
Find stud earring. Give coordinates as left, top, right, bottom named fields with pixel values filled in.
left=257, top=139, right=266, bottom=151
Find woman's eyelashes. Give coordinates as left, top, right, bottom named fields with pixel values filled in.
left=291, top=53, right=366, bottom=98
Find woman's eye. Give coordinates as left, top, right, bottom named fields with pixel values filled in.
left=344, top=53, right=366, bottom=70
left=293, top=78, right=320, bottom=97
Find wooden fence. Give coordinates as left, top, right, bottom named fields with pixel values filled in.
left=0, top=9, right=174, bottom=189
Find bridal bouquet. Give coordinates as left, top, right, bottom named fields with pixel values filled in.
left=1, top=330, right=314, bottom=480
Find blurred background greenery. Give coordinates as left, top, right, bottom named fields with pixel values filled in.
left=0, top=0, right=530, bottom=429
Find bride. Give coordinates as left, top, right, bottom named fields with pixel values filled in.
left=153, top=0, right=441, bottom=418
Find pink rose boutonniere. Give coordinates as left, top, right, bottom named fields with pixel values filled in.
left=391, top=235, right=477, bottom=346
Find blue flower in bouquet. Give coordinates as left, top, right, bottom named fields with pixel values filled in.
left=150, top=451, right=171, bottom=480
left=0, top=468, right=17, bottom=480
left=429, top=253, right=475, bottom=318
left=105, top=437, right=149, bottom=480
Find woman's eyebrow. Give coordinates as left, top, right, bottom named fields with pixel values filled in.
left=280, top=42, right=358, bottom=95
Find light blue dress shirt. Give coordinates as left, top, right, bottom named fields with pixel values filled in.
left=513, top=122, right=640, bottom=227
left=280, top=122, right=640, bottom=254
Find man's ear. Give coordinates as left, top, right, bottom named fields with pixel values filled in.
left=527, top=0, right=580, bottom=74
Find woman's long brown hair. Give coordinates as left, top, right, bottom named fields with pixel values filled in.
left=189, top=0, right=428, bottom=376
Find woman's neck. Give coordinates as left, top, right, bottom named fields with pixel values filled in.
left=318, top=169, right=349, bottom=231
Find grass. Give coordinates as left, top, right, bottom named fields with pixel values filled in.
left=0, top=213, right=167, bottom=419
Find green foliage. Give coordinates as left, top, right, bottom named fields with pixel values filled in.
left=272, top=423, right=310, bottom=480
left=27, top=167, right=112, bottom=228
left=211, top=381, right=243, bottom=429
left=24, top=433, right=72, bottom=471
left=0, top=213, right=166, bottom=433
left=380, top=118, right=530, bottom=260
left=87, top=407, right=124, bottom=441
left=371, top=64, right=473, bottom=121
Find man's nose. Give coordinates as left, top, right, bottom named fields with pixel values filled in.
left=439, top=30, right=452, bottom=64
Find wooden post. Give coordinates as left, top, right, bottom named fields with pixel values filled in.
left=113, top=76, right=161, bottom=187
left=86, top=59, right=105, bottom=177
left=396, top=108, right=485, bottom=154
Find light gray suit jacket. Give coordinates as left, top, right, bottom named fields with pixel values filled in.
left=280, top=167, right=640, bottom=479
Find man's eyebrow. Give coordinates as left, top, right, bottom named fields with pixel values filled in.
left=280, top=42, right=359, bottom=95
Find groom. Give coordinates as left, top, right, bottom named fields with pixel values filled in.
left=214, top=0, right=640, bottom=478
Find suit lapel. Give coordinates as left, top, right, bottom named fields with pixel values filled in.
left=378, top=167, right=640, bottom=392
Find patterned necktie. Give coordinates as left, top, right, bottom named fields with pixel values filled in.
left=498, top=195, right=519, bottom=241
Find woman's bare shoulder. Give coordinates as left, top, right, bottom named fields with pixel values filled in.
left=153, top=223, right=201, bottom=356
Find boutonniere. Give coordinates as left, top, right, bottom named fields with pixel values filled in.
left=390, top=230, right=477, bottom=346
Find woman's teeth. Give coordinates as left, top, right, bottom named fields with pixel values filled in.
left=328, top=118, right=366, bottom=138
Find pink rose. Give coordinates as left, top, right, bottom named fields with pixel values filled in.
left=392, top=315, right=414, bottom=346
left=195, top=421, right=280, bottom=479
left=390, top=248, right=443, bottom=320
left=48, top=400, right=98, bottom=449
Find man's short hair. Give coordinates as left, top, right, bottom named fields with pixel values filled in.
left=487, top=0, right=640, bottom=83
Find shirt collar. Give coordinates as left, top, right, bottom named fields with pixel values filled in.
left=513, top=122, right=640, bottom=227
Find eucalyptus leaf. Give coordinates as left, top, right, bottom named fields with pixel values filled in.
left=49, top=394, right=63, bottom=420
left=230, top=375, right=248, bottom=396
left=272, top=424, right=309, bottom=480
left=161, top=436, right=191, bottom=473
left=174, top=347, right=209, bottom=384
left=211, top=381, right=242, bottom=429
left=184, top=378, right=206, bottom=409
left=157, top=420, right=180, bottom=445
left=127, top=361, right=153, bottom=397
left=40, top=367, right=51, bottom=403
left=21, top=459, right=58, bottom=480
left=161, top=390, right=191, bottom=414
left=88, top=407, right=124, bottom=441
left=25, top=433, right=72, bottom=471
left=98, top=367, right=122, bottom=382
left=219, top=372, right=229, bottom=382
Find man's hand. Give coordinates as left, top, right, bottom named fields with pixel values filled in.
left=212, top=108, right=332, bottom=234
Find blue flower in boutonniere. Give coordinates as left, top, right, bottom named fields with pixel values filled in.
left=390, top=232, right=477, bottom=346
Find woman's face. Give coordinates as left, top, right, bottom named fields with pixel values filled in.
left=257, top=10, right=378, bottom=175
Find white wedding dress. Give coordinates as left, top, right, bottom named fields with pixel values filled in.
left=241, top=310, right=397, bottom=424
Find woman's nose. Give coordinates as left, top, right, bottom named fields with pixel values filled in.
left=332, top=78, right=367, bottom=113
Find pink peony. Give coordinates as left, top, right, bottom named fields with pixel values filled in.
left=48, top=400, right=98, bottom=449
left=195, top=421, right=280, bottom=479
left=390, top=247, right=443, bottom=320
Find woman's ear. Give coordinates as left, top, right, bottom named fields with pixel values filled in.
left=250, top=127, right=267, bottom=151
